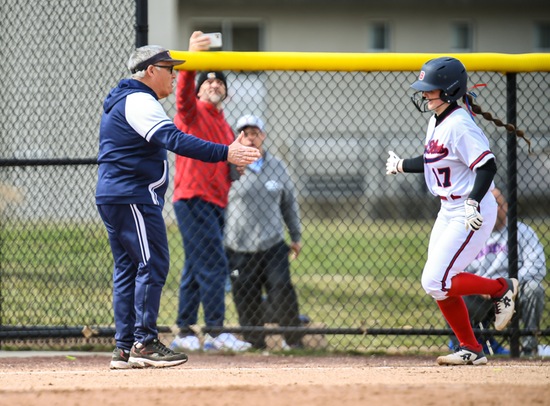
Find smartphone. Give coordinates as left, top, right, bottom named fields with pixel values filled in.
left=204, top=32, right=222, bottom=48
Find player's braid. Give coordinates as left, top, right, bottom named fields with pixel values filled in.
left=463, top=93, right=531, bottom=151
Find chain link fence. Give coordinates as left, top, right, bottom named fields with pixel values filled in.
left=1, top=1, right=549, bottom=355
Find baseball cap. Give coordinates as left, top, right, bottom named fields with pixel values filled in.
left=196, top=71, right=228, bottom=94
left=130, top=48, right=185, bottom=74
left=236, top=114, right=265, bottom=132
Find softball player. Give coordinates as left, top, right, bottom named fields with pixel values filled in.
left=386, top=57, right=521, bottom=365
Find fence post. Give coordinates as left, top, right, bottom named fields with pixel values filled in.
left=506, top=72, right=520, bottom=358
left=135, top=0, right=148, bottom=47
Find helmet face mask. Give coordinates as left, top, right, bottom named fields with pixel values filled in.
left=411, top=90, right=437, bottom=113
left=410, top=57, right=468, bottom=113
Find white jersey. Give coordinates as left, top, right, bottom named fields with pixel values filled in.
left=423, top=107, right=495, bottom=201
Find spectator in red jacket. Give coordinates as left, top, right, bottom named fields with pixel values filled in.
left=170, top=31, right=252, bottom=352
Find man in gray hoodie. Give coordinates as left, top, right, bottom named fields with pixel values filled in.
left=224, top=114, right=304, bottom=350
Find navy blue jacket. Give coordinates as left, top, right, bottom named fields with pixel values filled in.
left=96, top=79, right=228, bottom=207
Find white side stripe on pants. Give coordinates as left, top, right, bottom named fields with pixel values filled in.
left=130, top=204, right=151, bottom=264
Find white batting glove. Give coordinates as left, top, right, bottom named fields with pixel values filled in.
left=386, top=151, right=403, bottom=175
left=464, top=199, right=483, bottom=231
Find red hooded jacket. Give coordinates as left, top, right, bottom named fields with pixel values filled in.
left=173, top=71, right=234, bottom=208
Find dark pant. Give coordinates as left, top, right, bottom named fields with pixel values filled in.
left=227, top=241, right=303, bottom=349
left=97, top=203, right=169, bottom=349
left=174, top=198, right=227, bottom=330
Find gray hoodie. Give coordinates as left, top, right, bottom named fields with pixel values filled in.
left=224, top=151, right=301, bottom=252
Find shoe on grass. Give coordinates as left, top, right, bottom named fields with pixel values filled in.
left=110, top=347, right=131, bottom=370
left=437, top=346, right=487, bottom=366
left=203, top=333, right=252, bottom=352
left=281, top=339, right=305, bottom=351
left=494, top=278, right=518, bottom=331
left=129, top=338, right=188, bottom=368
left=170, top=334, right=200, bottom=351
left=537, top=345, right=550, bottom=357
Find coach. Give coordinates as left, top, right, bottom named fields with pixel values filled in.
left=95, top=45, right=260, bottom=369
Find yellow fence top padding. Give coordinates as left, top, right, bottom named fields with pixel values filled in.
left=170, top=51, right=550, bottom=73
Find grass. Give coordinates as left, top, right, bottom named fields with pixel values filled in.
left=2, top=217, right=549, bottom=352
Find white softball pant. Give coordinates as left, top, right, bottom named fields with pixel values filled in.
left=421, top=193, right=498, bottom=301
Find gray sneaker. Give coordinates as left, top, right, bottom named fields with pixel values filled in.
left=129, top=338, right=188, bottom=368
left=110, top=347, right=131, bottom=369
left=437, top=347, right=488, bottom=366
left=494, top=278, right=519, bottom=331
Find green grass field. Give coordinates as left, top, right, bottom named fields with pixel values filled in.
left=2, top=217, right=549, bottom=352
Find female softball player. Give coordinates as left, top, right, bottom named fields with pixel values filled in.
left=385, top=56, right=524, bottom=365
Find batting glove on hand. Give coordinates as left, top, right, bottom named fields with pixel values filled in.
left=464, top=199, right=483, bottom=231
left=386, top=151, right=403, bottom=175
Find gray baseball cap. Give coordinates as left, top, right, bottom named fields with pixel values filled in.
left=236, top=114, right=265, bottom=132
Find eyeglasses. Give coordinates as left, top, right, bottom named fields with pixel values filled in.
left=153, top=65, right=174, bottom=74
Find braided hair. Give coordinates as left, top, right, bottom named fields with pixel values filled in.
left=462, top=93, right=530, bottom=152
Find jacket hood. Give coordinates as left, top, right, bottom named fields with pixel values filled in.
left=103, top=78, right=157, bottom=113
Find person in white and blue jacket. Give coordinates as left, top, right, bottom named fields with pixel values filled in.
left=96, top=45, right=260, bottom=369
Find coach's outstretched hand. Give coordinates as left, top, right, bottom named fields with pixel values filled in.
left=385, top=151, right=403, bottom=175
left=464, top=199, right=483, bottom=231
left=227, top=132, right=261, bottom=166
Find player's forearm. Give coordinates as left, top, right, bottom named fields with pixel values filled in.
left=402, top=156, right=424, bottom=173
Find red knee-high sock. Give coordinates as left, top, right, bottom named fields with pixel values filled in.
left=437, top=296, right=482, bottom=351
left=447, top=273, right=507, bottom=298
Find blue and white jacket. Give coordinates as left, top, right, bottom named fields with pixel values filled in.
left=96, top=79, right=228, bottom=207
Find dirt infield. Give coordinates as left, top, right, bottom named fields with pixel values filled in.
left=1, top=353, right=549, bottom=406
